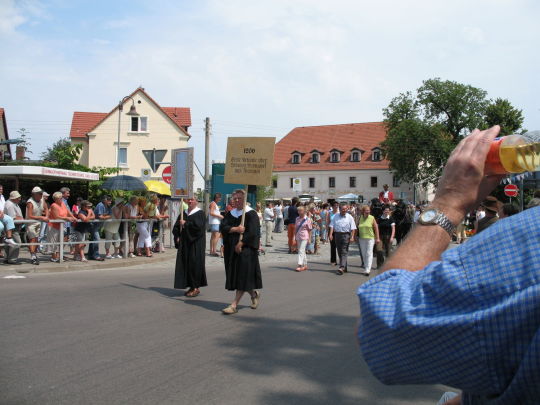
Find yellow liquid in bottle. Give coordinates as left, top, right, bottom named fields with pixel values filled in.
left=499, top=142, right=540, bottom=173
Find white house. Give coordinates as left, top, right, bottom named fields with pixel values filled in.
left=69, top=87, right=192, bottom=181
left=273, top=122, right=414, bottom=202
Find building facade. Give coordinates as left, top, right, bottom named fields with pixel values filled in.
left=69, top=87, right=191, bottom=180
left=0, top=108, right=12, bottom=162
left=273, top=122, right=413, bottom=202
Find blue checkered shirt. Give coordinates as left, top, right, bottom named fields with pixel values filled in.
left=357, top=207, right=540, bottom=404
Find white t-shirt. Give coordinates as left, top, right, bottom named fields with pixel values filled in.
left=208, top=201, right=221, bottom=225
left=0, top=195, right=5, bottom=212
left=263, top=207, right=275, bottom=221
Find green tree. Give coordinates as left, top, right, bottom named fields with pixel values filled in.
left=16, top=128, right=32, bottom=156
left=484, top=98, right=524, bottom=136
left=41, top=137, right=84, bottom=169
left=381, top=78, right=523, bottom=187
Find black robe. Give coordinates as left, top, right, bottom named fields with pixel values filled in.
left=173, top=209, right=207, bottom=289
left=220, top=209, right=262, bottom=291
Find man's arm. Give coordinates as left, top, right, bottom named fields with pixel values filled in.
left=381, top=126, right=504, bottom=273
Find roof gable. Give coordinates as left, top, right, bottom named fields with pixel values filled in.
left=274, top=122, right=389, bottom=171
left=69, top=87, right=191, bottom=139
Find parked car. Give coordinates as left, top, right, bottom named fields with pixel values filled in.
left=298, top=194, right=321, bottom=204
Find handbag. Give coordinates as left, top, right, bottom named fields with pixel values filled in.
left=375, top=240, right=383, bottom=253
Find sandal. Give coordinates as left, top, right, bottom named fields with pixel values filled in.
left=222, top=305, right=238, bottom=315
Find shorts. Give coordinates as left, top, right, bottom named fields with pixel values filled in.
left=210, top=224, right=220, bottom=232
left=73, top=231, right=87, bottom=242
left=26, top=222, right=42, bottom=240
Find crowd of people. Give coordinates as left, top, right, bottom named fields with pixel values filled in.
left=0, top=184, right=170, bottom=265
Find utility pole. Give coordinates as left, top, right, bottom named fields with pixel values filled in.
left=204, top=117, right=211, bottom=217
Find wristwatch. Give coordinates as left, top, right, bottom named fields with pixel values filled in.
left=417, top=207, right=456, bottom=237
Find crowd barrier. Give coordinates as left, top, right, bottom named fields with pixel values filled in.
left=0, top=218, right=169, bottom=264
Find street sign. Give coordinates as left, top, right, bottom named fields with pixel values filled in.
left=292, top=178, right=302, bottom=191
left=141, top=168, right=151, bottom=181
left=162, top=165, right=172, bottom=184
left=504, top=184, right=519, bottom=197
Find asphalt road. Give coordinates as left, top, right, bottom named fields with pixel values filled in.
left=1, top=252, right=451, bottom=404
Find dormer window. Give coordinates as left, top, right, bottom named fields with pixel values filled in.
left=372, top=147, right=382, bottom=162
left=350, top=148, right=364, bottom=162
left=309, top=149, right=322, bottom=164
left=329, top=149, right=343, bottom=163
left=291, top=150, right=303, bottom=164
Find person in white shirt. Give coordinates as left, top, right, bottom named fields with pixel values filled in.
left=328, top=203, right=357, bottom=275
left=208, top=193, right=223, bottom=256
left=273, top=202, right=284, bottom=233
left=263, top=202, right=275, bottom=246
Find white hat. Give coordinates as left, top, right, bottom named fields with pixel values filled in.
left=9, top=191, right=21, bottom=199
left=31, top=186, right=44, bottom=194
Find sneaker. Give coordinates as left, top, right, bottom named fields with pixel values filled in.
left=105, top=255, right=113, bottom=259
left=222, top=305, right=238, bottom=315
left=250, top=291, right=261, bottom=309
left=129, top=253, right=136, bottom=258
left=31, top=257, right=39, bottom=265
left=115, top=254, right=123, bottom=259
left=50, top=258, right=59, bottom=263
left=362, top=270, right=370, bottom=276
left=4, top=238, right=17, bottom=246
left=81, top=258, right=88, bottom=262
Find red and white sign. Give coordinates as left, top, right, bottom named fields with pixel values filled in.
left=504, top=184, right=519, bottom=197
left=162, top=165, right=172, bottom=184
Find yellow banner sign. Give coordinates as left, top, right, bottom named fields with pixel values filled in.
left=224, top=137, right=276, bottom=186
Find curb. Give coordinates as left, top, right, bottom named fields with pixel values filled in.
left=1, top=251, right=177, bottom=274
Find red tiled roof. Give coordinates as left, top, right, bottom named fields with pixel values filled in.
left=69, top=112, right=108, bottom=139
left=273, top=122, right=389, bottom=172
left=69, top=88, right=191, bottom=139
left=162, top=107, right=191, bottom=128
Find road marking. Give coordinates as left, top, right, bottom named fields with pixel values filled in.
left=3, top=275, right=27, bottom=279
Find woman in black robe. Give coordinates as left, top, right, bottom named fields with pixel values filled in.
left=220, top=189, right=262, bottom=314
left=173, top=197, right=207, bottom=297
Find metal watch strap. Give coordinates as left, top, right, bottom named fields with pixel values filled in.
left=435, top=213, right=455, bottom=238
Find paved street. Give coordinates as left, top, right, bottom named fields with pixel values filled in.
left=1, top=232, right=451, bottom=405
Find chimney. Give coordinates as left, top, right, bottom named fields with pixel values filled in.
left=16, top=145, right=25, bottom=160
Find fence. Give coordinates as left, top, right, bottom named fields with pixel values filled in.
left=0, top=218, right=169, bottom=264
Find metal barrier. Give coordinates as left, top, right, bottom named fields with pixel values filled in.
left=0, top=218, right=168, bottom=264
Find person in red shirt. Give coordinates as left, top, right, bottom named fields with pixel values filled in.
left=378, top=184, right=394, bottom=204
left=48, top=191, right=76, bottom=262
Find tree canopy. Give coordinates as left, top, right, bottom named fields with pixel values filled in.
left=380, top=78, right=525, bottom=187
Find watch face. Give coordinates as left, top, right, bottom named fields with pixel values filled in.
left=421, top=209, right=437, bottom=223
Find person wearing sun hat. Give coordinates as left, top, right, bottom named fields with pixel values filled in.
left=476, top=196, right=501, bottom=234
left=26, top=186, right=49, bottom=265
left=3, top=190, right=23, bottom=264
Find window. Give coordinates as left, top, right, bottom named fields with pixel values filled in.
left=292, top=154, right=300, bottom=164
left=351, top=151, right=360, bottom=162
left=118, top=147, right=128, bottom=166
left=331, top=152, right=340, bottom=162
left=349, top=176, right=356, bottom=188
left=370, top=176, right=378, bottom=188
left=311, top=153, right=319, bottom=163
left=131, top=116, right=148, bottom=132
left=272, top=178, right=277, bottom=188
left=393, top=176, right=400, bottom=188
left=309, top=177, right=315, bottom=188
left=329, top=177, right=335, bottom=188
left=372, top=149, right=381, bottom=161
left=290, top=178, right=294, bottom=188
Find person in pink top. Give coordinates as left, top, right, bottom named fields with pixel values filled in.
left=47, top=191, right=76, bottom=262
left=294, top=205, right=312, bottom=272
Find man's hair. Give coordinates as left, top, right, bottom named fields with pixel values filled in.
left=291, top=197, right=298, bottom=204
left=339, top=203, right=348, bottom=208
left=60, top=187, right=70, bottom=194
left=102, top=195, right=112, bottom=201
left=213, top=192, right=222, bottom=200
left=234, top=189, right=245, bottom=196
left=266, top=202, right=272, bottom=207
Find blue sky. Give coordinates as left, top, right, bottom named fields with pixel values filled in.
left=1, top=0, right=539, bottom=170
